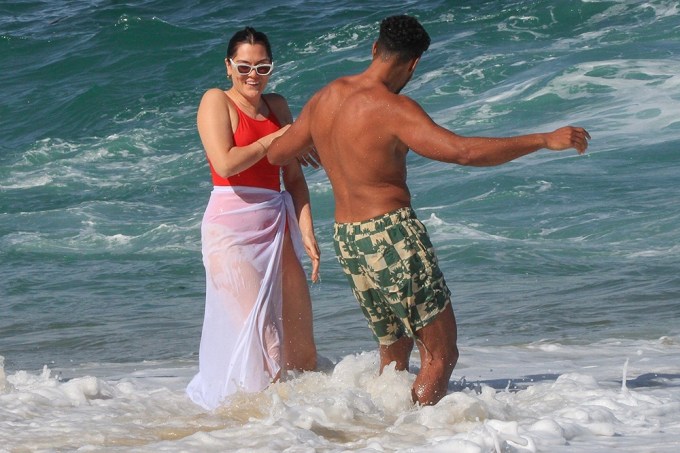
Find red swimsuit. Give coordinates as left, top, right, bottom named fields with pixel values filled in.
left=209, top=98, right=282, bottom=191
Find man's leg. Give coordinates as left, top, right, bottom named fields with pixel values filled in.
left=281, top=231, right=317, bottom=372
left=411, top=303, right=458, bottom=405
left=379, top=335, right=414, bottom=372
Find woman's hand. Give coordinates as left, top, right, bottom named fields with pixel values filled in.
left=302, top=230, right=320, bottom=282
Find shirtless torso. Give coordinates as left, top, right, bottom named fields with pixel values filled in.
left=301, top=74, right=413, bottom=222
left=269, top=49, right=588, bottom=224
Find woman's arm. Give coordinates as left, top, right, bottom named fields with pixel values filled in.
left=197, top=89, right=285, bottom=177
left=282, top=162, right=320, bottom=282
left=268, top=92, right=320, bottom=281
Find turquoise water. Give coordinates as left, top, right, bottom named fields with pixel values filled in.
left=1, top=1, right=680, bottom=451
left=2, top=0, right=679, bottom=370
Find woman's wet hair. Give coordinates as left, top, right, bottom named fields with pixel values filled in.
left=375, top=15, right=430, bottom=63
left=227, top=27, right=273, bottom=61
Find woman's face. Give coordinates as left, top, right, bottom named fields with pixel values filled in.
left=226, top=43, right=272, bottom=98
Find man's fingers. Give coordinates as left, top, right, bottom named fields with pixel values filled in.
left=551, top=126, right=590, bottom=153
left=297, top=150, right=322, bottom=168
left=574, top=127, right=590, bottom=154
left=304, top=148, right=322, bottom=168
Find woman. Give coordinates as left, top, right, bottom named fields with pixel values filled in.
left=186, top=27, right=319, bottom=410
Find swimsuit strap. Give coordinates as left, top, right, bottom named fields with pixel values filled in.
left=226, top=94, right=279, bottom=126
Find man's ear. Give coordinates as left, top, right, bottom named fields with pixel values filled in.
left=372, top=42, right=378, bottom=58
left=408, top=56, right=421, bottom=73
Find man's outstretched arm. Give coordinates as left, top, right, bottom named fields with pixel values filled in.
left=396, top=97, right=590, bottom=166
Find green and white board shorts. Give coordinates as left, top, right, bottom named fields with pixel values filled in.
left=333, top=207, right=451, bottom=346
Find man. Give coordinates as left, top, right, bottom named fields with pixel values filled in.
left=268, top=15, right=590, bottom=405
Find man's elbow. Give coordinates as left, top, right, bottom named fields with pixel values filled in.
left=447, top=147, right=475, bottom=166
left=453, top=145, right=496, bottom=167
left=267, top=150, right=288, bottom=166
left=267, top=139, right=287, bottom=165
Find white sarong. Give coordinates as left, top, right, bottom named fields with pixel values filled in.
left=186, top=186, right=304, bottom=410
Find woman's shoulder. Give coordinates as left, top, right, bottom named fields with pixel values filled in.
left=263, top=93, right=292, bottom=124
left=198, top=89, right=237, bottom=119
left=201, top=88, right=230, bottom=103
left=263, top=92, right=287, bottom=106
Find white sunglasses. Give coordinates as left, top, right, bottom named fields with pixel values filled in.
left=229, top=58, right=274, bottom=76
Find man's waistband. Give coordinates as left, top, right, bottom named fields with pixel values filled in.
left=334, top=206, right=417, bottom=235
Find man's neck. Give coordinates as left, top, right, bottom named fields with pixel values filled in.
left=364, top=59, right=407, bottom=94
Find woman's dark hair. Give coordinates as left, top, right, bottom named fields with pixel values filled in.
left=375, top=15, right=430, bottom=63
left=226, top=27, right=273, bottom=61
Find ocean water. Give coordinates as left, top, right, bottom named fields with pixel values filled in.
left=1, top=0, right=680, bottom=451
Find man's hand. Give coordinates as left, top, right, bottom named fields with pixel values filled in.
left=545, top=126, right=591, bottom=154
left=297, top=146, right=322, bottom=169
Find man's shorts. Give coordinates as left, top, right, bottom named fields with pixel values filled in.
left=333, top=207, right=451, bottom=346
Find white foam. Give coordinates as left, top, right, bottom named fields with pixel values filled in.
left=1, top=337, right=678, bottom=452
left=420, top=211, right=512, bottom=243
left=526, top=59, right=680, bottom=147
left=628, top=244, right=680, bottom=258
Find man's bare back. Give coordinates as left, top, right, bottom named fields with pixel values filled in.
left=303, top=75, right=414, bottom=222
left=270, top=47, right=589, bottom=225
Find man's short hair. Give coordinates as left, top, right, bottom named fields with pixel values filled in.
left=375, top=15, right=431, bottom=63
